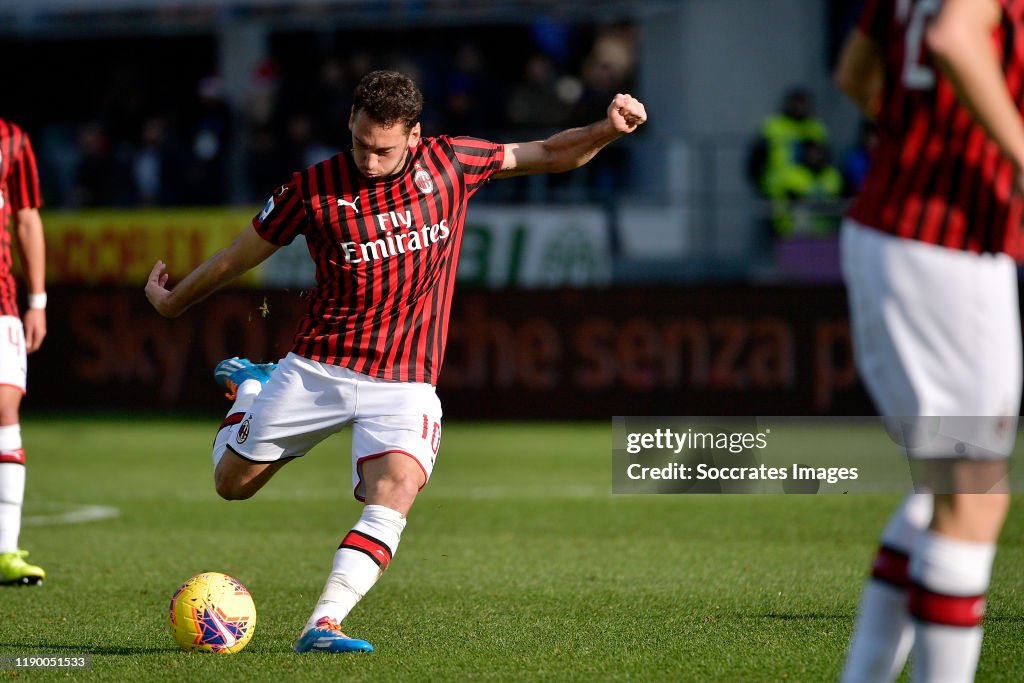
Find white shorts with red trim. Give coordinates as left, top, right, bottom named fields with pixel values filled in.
left=841, top=219, right=1022, bottom=459
left=226, top=352, right=442, bottom=501
left=0, top=316, right=27, bottom=394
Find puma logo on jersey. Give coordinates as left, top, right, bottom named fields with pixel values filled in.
left=337, top=196, right=360, bottom=213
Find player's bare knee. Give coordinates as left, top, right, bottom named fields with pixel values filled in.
left=363, top=455, right=425, bottom=493
left=360, top=462, right=423, bottom=514
left=375, top=469, right=422, bottom=499
left=214, top=472, right=253, bottom=501
left=213, top=475, right=235, bottom=500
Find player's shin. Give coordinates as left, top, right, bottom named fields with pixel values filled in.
left=842, top=493, right=932, bottom=683
left=0, top=424, right=25, bottom=553
left=908, top=532, right=994, bottom=683
left=303, top=504, right=407, bottom=633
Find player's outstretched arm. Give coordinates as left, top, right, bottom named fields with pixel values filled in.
left=14, top=207, right=46, bottom=353
left=495, top=93, right=647, bottom=179
left=146, top=225, right=280, bottom=318
left=927, top=0, right=1024, bottom=192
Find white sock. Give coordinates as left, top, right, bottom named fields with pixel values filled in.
left=304, top=505, right=407, bottom=634
left=842, top=493, right=933, bottom=683
left=909, top=532, right=994, bottom=683
left=0, top=424, right=25, bottom=553
left=212, top=380, right=263, bottom=469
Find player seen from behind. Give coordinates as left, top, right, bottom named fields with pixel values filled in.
left=835, top=0, right=1024, bottom=680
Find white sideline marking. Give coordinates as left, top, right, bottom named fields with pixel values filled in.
left=170, top=484, right=606, bottom=502
left=22, top=504, right=121, bottom=527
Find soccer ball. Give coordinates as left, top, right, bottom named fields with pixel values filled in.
left=168, top=572, right=257, bottom=654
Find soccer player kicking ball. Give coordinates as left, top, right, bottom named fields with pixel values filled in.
left=835, top=1, right=1024, bottom=681
left=0, top=120, right=47, bottom=587
left=145, top=70, right=646, bottom=653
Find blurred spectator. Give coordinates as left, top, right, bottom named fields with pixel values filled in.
left=504, top=53, right=578, bottom=202
left=507, top=53, right=573, bottom=131
left=184, top=75, right=233, bottom=206
left=131, top=115, right=184, bottom=206
left=35, top=126, right=80, bottom=207
left=529, top=18, right=576, bottom=66
left=70, top=122, right=121, bottom=207
left=245, top=124, right=285, bottom=201
left=568, top=26, right=636, bottom=201
left=384, top=54, right=445, bottom=136
left=282, top=112, right=334, bottom=170
left=100, top=65, right=148, bottom=160
left=570, top=29, right=634, bottom=123
left=442, top=43, right=503, bottom=136
left=312, top=57, right=356, bottom=149
left=348, top=50, right=375, bottom=83
left=770, top=139, right=844, bottom=237
left=747, top=87, right=830, bottom=198
left=246, top=58, right=281, bottom=130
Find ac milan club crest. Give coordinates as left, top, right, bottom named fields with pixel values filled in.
left=413, top=165, right=434, bottom=195
left=236, top=419, right=250, bottom=444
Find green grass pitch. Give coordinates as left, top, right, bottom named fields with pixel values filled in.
left=2, top=417, right=1023, bottom=681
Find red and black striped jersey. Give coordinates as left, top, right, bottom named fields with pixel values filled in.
left=849, top=0, right=1024, bottom=257
left=0, top=120, right=42, bottom=317
left=254, top=135, right=504, bottom=384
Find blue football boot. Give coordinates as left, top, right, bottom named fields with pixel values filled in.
left=213, top=357, right=277, bottom=400
left=294, top=617, right=374, bottom=653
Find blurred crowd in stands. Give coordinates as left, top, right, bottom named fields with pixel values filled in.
left=30, top=22, right=637, bottom=209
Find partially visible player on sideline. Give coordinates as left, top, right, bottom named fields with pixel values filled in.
left=835, top=0, right=1024, bottom=680
left=145, top=70, right=646, bottom=653
left=0, top=119, right=47, bottom=586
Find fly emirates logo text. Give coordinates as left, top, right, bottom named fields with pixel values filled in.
left=339, top=210, right=450, bottom=265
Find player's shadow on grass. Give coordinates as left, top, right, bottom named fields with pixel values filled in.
left=759, top=613, right=850, bottom=620
left=1, top=642, right=174, bottom=655
left=759, top=614, right=1023, bottom=623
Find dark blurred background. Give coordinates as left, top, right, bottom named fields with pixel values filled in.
left=1, top=0, right=877, bottom=417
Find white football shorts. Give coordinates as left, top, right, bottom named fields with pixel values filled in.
left=225, top=352, right=443, bottom=500
left=841, top=219, right=1022, bottom=459
left=0, top=316, right=27, bottom=393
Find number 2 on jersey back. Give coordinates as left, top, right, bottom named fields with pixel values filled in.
left=901, top=0, right=941, bottom=90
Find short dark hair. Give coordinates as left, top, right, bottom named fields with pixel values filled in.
left=352, top=70, right=423, bottom=131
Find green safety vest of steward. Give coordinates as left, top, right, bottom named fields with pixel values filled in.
left=771, top=163, right=843, bottom=236
left=760, top=114, right=829, bottom=196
